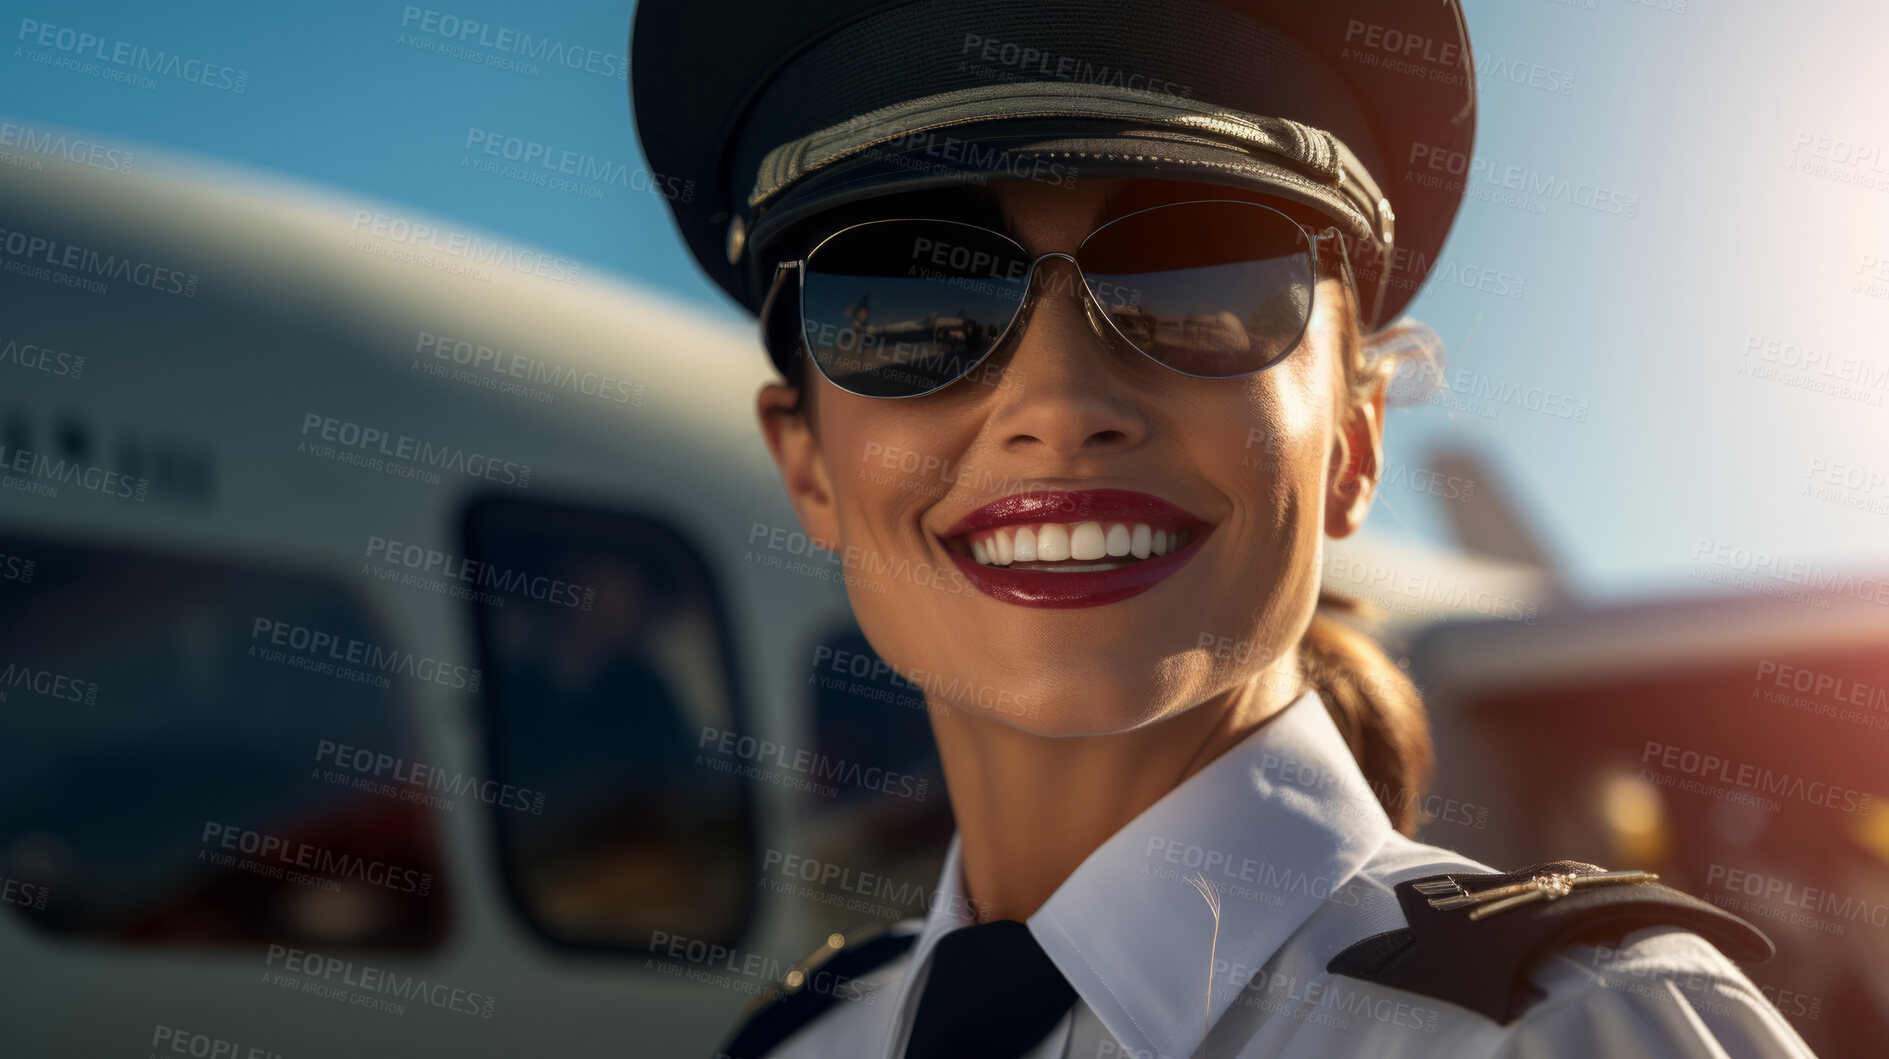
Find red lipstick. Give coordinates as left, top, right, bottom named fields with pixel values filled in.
left=938, top=489, right=1211, bottom=609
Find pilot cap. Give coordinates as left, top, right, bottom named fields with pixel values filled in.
left=630, top=0, right=1476, bottom=337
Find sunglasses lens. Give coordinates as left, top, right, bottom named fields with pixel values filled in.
left=1078, top=201, right=1315, bottom=377
left=802, top=220, right=1032, bottom=397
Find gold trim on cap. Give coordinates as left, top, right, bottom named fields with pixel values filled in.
left=745, top=79, right=1389, bottom=251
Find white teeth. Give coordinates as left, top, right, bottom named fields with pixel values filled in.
left=1036, top=523, right=1071, bottom=561
left=1070, top=521, right=1106, bottom=561
left=963, top=521, right=1198, bottom=566
left=1012, top=525, right=1037, bottom=562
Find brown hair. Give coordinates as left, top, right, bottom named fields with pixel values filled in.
left=1312, top=309, right=1446, bottom=836
left=1300, top=591, right=1433, bottom=835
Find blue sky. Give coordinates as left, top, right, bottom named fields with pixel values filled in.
left=6, top=0, right=1886, bottom=604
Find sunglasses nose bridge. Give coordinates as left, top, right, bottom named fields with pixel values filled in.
left=1016, top=250, right=1077, bottom=295
left=1009, top=251, right=1126, bottom=354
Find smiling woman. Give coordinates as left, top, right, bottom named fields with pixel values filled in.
left=631, top=2, right=1818, bottom=1057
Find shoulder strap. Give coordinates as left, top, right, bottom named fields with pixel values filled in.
left=718, top=926, right=917, bottom=1059
left=1326, top=859, right=1775, bottom=1025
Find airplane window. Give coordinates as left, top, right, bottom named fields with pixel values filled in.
left=463, top=498, right=755, bottom=951
left=0, top=533, right=449, bottom=950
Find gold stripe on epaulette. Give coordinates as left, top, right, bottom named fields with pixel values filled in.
left=737, top=923, right=893, bottom=1017
left=1426, top=869, right=1660, bottom=921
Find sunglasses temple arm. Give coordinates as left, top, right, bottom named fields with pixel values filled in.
left=1327, top=229, right=1392, bottom=333
left=1368, top=231, right=1392, bottom=332
left=758, top=259, right=803, bottom=359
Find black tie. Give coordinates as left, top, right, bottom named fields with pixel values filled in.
left=903, top=919, right=1078, bottom=1059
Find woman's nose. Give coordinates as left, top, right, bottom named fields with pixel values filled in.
left=978, top=256, right=1150, bottom=459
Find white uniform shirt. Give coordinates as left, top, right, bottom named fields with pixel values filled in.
left=763, top=688, right=1817, bottom=1058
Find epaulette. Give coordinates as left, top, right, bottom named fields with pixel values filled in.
left=1327, top=860, right=1775, bottom=1025
left=717, top=924, right=916, bottom=1059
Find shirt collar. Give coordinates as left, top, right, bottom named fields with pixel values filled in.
left=886, top=687, right=1394, bottom=1059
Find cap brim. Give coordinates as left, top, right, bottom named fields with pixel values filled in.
left=747, top=125, right=1384, bottom=263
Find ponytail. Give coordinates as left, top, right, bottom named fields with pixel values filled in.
left=1298, top=589, right=1434, bottom=835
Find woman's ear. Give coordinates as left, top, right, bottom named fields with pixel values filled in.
left=757, top=382, right=843, bottom=547
left=1324, top=375, right=1386, bottom=539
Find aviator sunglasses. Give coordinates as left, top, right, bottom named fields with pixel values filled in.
left=759, top=198, right=1378, bottom=399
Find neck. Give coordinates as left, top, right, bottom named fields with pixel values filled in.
left=929, top=655, right=1306, bottom=924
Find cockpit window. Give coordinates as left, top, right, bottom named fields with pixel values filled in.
left=0, top=532, right=448, bottom=950
left=462, top=497, right=755, bottom=951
